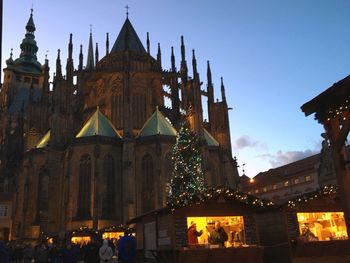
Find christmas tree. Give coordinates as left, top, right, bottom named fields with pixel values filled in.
left=167, top=121, right=205, bottom=207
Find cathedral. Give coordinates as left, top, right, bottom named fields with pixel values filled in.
left=0, top=9, right=239, bottom=241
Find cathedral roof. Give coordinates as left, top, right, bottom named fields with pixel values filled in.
left=138, top=108, right=177, bottom=138
left=35, top=130, right=51, bottom=149
left=111, top=18, right=146, bottom=54
left=204, top=129, right=219, bottom=147
left=76, top=108, right=121, bottom=138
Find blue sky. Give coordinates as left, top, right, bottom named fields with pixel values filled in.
left=2, top=0, right=350, bottom=177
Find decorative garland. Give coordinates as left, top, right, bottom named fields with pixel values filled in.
left=287, top=185, right=339, bottom=208
left=167, top=186, right=275, bottom=210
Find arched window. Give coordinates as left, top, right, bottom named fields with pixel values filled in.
left=142, top=154, right=154, bottom=213
left=103, top=154, right=115, bottom=218
left=37, top=170, right=49, bottom=223
left=77, top=155, right=91, bottom=218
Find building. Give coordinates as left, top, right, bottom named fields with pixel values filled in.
left=241, top=141, right=338, bottom=204
left=0, top=9, right=239, bottom=241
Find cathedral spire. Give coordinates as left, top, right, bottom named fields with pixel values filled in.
left=146, top=32, right=150, bottom=54
left=192, top=49, right=198, bottom=81
left=157, top=43, right=161, bottom=66
left=106, top=33, right=109, bottom=56
left=111, top=17, right=146, bottom=53
left=95, top=42, right=99, bottom=64
left=180, top=36, right=188, bottom=78
left=171, top=46, right=176, bottom=72
left=66, top=33, right=74, bottom=83
left=86, top=28, right=94, bottom=70
left=56, top=49, right=62, bottom=79
left=207, top=61, right=214, bottom=104
left=221, top=77, right=227, bottom=104
left=19, top=9, right=39, bottom=62
left=78, top=44, right=83, bottom=71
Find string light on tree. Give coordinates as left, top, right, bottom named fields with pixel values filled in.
left=167, top=121, right=206, bottom=207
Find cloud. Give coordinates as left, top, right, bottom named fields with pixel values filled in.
left=233, top=135, right=266, bottom=151
left=258, top=149, right=319, bottom=168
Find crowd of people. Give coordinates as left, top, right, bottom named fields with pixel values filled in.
left=0, top=233, right=137, bottom=263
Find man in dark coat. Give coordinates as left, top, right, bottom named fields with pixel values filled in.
left=209, top=221, right=228, bottom=247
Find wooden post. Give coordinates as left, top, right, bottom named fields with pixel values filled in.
left=324, top=117, right=350, bottom=237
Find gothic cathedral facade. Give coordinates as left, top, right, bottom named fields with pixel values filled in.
left=0, top=10, right=239, bottom=241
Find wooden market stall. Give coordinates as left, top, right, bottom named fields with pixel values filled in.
left=67, top=226, right=100, bottom=245
left=128, top=188, right=274, bottom=263
left=284, top=185, right=350, bottom=262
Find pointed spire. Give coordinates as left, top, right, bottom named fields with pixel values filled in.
left=95, top=43, right=99, bottom=64
left=106, top=33, right=110, bottom=56
left=146, top=32, right=150, bottom=54
left=68, top=33, right=73, bottom=59
left=192, top=49, right=198, bottom=80
left=221, top=77, right=227, bottom=104
left=66, top=33, right=74, bottom=83
left=207, top=61, right=214, bottom=104
left=26, top=8, right=36, bottom=34
left=79, top=44, right=83, bottom=71
left=171, top=46, right=176, bottom=72
left=157, top=43, right=162, bottom=66
left=111, top=18, right=146, bottom=53
left=86, top=28, right=95, bottom=70
left=19, top=8, right=39, bottom=66
left=56, top=49, right=62, bottom=79
left=180, top=36, right=188, bottom=77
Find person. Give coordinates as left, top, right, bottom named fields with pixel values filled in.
left=99, top=239, right=114, bottom=263
left=0, top=241, right=9, bottom=263
left=209, top=221, right=228, bottom=247
left=301, top=227, right=318, bottom=242
left=118, top=232, right=137, bottom=263
left=35, top=243, right=48, bottom=263
left=187, top=221, right=203, bottom=245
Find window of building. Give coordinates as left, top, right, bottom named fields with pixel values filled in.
left=0, top=205, right=8, bottom=217
left=305, top=175, right=312, bottom=182
left=102, top=154, right=115, bottom=218
left=187, top=216, right=246, bottom=247
left=255, top=189, right=259, bottom=194
left=247, top=191, right=251, bottom=195
left=32, top=78, right=39, bottom=85
left=297, top=212, right=348, bottom=241
left=142, top=154, right=155, bottom=213
left=263, top=187, right=267, bottom=193
left=273, top=184, right=278, bottom=190
left=294, top=178, right=300, bottom=184
left=77, top=155, right=92, bottom=218
left=24, top=77, right=31, bottom=83
left=16, top=75, right=22, bottom=82
left=284, top=181, right=289, bottom=187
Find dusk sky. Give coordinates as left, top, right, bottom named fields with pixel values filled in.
left=2, top=0, right=350, bottom=177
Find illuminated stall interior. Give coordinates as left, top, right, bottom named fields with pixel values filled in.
left=71, top=236, right=92, bottom=244
left=187, top=216, right=246, bottom=247
left=102, top=231, right=124, bottom=240
left=297, top=212, right=348, bottom=241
